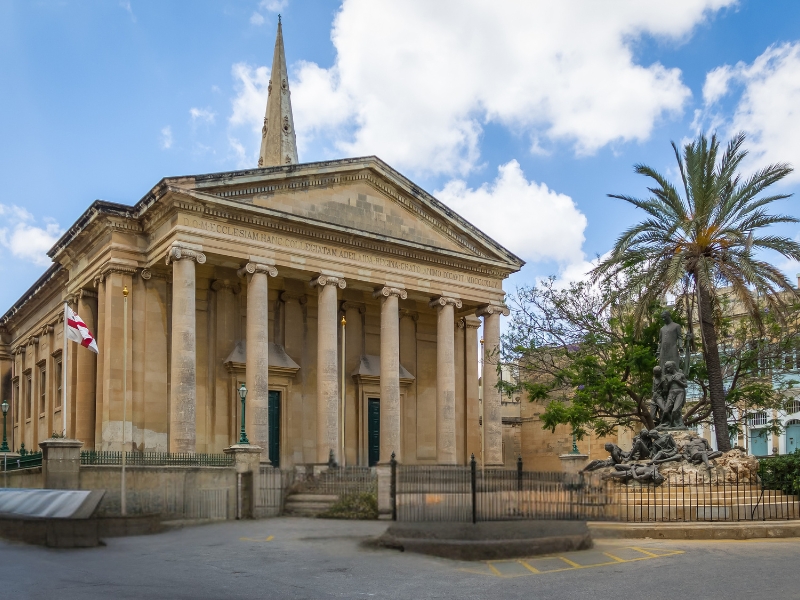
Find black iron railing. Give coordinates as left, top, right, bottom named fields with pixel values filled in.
left=616, top=467, right=800, bottom=522
left=392, top=454, right=612, bottom=523
left=1, top=451, right=42, bottom=471
left=294, top=466, right=377, bottom=496
left=80, top=451, right=234, bottom=467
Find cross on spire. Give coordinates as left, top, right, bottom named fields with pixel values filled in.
left=258, top=18, right=298, bottom=168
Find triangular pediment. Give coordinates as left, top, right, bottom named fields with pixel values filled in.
left=183, top=157, right=523, bottom=270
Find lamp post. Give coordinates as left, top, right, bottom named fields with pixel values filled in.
left=238, top=383, right=249, bottom=444
left=1, top=400, right=9, bottom=453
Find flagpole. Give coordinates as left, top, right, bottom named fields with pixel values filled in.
left=62, top=301, right=69, bottom=438
left=121, top=286, right=128, bottom=516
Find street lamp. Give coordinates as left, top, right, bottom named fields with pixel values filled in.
left=238, top=383, right=249, bottom=444
left=0, top=400, right=9, bottom=453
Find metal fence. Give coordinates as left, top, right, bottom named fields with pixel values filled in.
left=1, top=451, right=42, bottom=471
left=616, top=468, right=800, bottom=522
left=255, top=467, right=296, bottom=517
left=392, top=456, right=613, bottom=523
left=80, top=451, right=235, bottom=467
left=296, top=466, right=377, bottom=496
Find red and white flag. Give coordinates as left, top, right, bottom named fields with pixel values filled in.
left=65, top=305, right=98, bottom=353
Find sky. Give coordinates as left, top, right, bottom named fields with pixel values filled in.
left=2, top=0, right=800, bottom=312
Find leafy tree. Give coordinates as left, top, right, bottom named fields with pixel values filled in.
left=502, top=277, right=800, bottom=445
left=591, top=132, right=800, bottom=451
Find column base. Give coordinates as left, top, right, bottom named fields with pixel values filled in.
left=559, top=453, right=589, bottom=475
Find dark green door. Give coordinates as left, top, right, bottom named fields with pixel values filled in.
left=368, top=398, right=380, bottom=467
left=268, top=391, right=280, bottom=467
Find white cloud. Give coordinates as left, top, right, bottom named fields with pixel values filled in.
left=700, top=42, right=800, bottom=183
left=260, top=0, right=287, bottom=12
left=230, top=0, right=733, bottom=176
left=0, top=205, right=62, bottom=267
left=435, top=160, right=586, bottom=265
left=119, top=0, right=136, bottom=22
left=250, top=12, right=265, bottom=26
left=230, top=63, right=270, bottom=132
left=189, top=107, right=216, bottom=124
left=160, top=126, right=173, bottom=149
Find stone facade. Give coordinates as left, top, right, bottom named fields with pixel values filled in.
left=0, top=159, right=523, bottom=467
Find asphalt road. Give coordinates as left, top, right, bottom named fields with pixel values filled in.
left=1, top=518, right=798, bottom=600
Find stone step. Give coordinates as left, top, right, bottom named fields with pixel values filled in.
left=287, top=494, right=339, bottom=502
left=282, top=492, right=339, bottom=517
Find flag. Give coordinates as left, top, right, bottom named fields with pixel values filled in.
left=65, top=304, right=99, bottom=353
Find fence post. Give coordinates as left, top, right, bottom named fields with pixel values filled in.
left=517, top=454, right=523, bottom=492
left=390, top=452, right=397, bottom=521
left=470, top=453, right=477, bottom=524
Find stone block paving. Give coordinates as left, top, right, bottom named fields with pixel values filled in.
left=464, top=544, right=684, bottom=578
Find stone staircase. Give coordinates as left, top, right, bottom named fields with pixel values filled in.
left=282, top=466, right=377, bottom=517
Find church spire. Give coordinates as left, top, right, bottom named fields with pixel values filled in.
left=258, top=17, right=299, bottom=168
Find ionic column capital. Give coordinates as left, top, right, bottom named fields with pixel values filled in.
left=237, top=262, right=278, bottom=278
left=476, top=303, right=509, bottom=317
left=166, top=243, right=206, bottom=266
left=211, top=279, right=242, bottom=294
left=280, top=291, right=308, bottom=305
left=373, top=286, right=407, bottom=300
left=310, top=275, right=346, bottom=289
left=457, top=316, right=482, bottom=330
left=429, top=296, right=462, bottom=309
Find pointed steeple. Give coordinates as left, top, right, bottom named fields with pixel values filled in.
left=258, top=16, right=299, bottom=168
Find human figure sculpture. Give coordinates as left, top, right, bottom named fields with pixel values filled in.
left=609, top=463, right=665, bottom=485
left=657, top=311, right=683, bottom=373
left=628, top=428, right=653, bottom=461
left=582, top=443, right=630, bottom=472
left=649, top=366, right=667, bottom=426
left=647, top=429, right=680, bottom=464
left=682, top=436, right=723, bottom=469
left=660, top=361, right=688, bottom=429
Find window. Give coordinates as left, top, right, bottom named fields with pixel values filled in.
left=55, top=359, right=62, bottom=409
left=12, top=379, right=19, bottom=424
left=25, top=373, right=32, bottom=421
left=748, top=411, right=768, bottom=427
left=39, top=367, right=46, bottom=415
left=787, top=399, right=800, bottom=415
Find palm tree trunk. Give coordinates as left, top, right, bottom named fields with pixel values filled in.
left=695, top=280, right=731, bottom=451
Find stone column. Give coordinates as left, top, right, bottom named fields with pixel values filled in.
left=166, top=243, right=205, bottom=453
left=430, top=296, right=462, bottom=465
left=238, top=259, right=278, bottom=463
left=461, top=315, right=482, bottom=462
left=477, top=303, right=509, bottom=466
left=311, top=275, right=346, bottom=464
left=74, top=289, right=97, bottom=448
left=374, top=286, right=407, bottom=463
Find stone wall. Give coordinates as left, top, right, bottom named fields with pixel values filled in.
left=79, top=466, right=236, bottom=519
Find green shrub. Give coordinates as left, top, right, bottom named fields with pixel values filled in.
left=759, top=450, right=800, bottom=495
left=318, top=491, right=378, bottom=520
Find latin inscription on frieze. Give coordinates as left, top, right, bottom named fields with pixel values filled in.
left=184, top=217, right=499, bottom=288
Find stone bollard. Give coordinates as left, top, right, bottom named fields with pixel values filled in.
left=224, top=444, right=263, bottom=519
left=39, top=438, right=83, bottom=490
left=559, top=453, right=589, bottom=475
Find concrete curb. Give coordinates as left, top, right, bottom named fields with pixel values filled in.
left=372, top=520, right=592, bottom=561
left=589, top=520, right=800, bottom=540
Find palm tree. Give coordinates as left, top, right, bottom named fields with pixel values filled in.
left=592, top=132, right=800, bottom=451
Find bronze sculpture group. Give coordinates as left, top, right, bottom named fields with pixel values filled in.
left=580, top=315, right=723, bottom=484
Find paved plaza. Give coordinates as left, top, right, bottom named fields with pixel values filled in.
left=1, top=518, right=798, bottom=599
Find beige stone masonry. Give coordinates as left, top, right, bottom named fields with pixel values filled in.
left=477, top=303, right=509, bottom=466
left=374, top=286, right=407, bottom=463
left=238, top=258, right=278, bottom=463
left=311, top=275, right=346, bottom=463
left=167, top=243, right=205, bottom=453
left=430, top=296, right=462, bottom=464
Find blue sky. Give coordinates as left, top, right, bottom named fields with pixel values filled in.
left=2, top=0, right=800, bottom=311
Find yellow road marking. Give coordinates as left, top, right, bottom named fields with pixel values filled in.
left=518, top=560, right=540, bottom=574
left=464, top=546, right=685, bottom=578
left=558, top=556, right=582, bottom=568
left=602, top=552, right=626, bottom=563
left=239, top=536, right=274, bottom=542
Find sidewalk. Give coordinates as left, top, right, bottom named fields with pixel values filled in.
left=589, top=520, right=800, bottom=540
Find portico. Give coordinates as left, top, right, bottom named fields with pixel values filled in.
left=0, top=21, right=523, bottom=469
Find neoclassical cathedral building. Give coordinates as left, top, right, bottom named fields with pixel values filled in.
left=0, top=23, right=523, bottom=468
